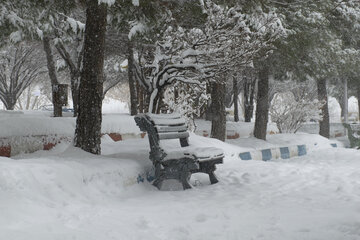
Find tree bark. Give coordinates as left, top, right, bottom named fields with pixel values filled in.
left=4, top=95, right=16, bottom=110
left=55, top=41, right=81, bottom=117
left=317, top=78, right=330, bottom=138
left=128, top=40, right=138, bottom=116
left=210, top=81, right=226, bottom=141
left=155, top=88, right=165, bottom=114
left=337, top=95, right=345, bottom=120
left=244, top=75, right=256, bottom=123
left=25, top=87, right=31, bottom=110
left=205, top=83, right=212, bottom=121
left=137, top=82, right=144, bottom=113
left=254, top=64, right=269, bottom=140
left=233, top=76, right=239, bottom=122
left=343, top=78, right=348, bottom=123
left=70, top=73, right=80, bottom=117
left=43, top=36, right=62, bottom=117
left=357, top=85, right=360, bottom=122
left=74, top=1, right=107, bottom=155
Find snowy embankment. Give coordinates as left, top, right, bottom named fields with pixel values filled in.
left=0, top=132, right=359, bottom=240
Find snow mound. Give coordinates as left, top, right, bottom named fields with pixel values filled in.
left=1, top=137, right=360, bottom=240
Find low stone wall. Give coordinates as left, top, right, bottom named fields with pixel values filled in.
left=0, top=132, right=146, bottom=157
left=201, top=130, right=244, bottom=139
left=298, top=123, right=347, bottom=138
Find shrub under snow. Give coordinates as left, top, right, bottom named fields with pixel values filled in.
left=270, top=92, right=323, bottom=133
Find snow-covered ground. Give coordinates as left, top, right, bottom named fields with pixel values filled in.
left=1, top=128, right=359, bottom=240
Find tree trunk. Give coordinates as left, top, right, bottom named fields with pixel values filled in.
left=357, top=86, right=360, bottom=121
left=70, top=72, right=80, bottom=117
left=205, top=83, right=212, bottom=121
left=148, top=89, right=158, bottom=113
left=233, top=76, right=239, bottom=122
left=210, top=81, right=226, bottom=141
left=75, top=1, right=107, bottom=155
left=43, top=36, right=62, bottom=117
left=155, top=89, right=165, bottom=114
left=128, top=40, right=138, bottom=116
left=4, top=95, right=16, bottom=110
left=254, top=64, right=269, bottom=140
left=343, top=78, right=348, bottom=123
left=317, top=78, right=330, bottom=138
left=25, top=86, right=31, bottom=110
left=337, top=95, right=345, bottom=120
left=243, top=74, right=256, bottom=122
left=249, top=78, right=256, bottom=119
left=137, top=82, right=144, bottom=113
left=6, top=104, right=15, bottom=110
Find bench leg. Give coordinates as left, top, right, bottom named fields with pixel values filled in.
left=208, top=170, right=219, bottom=184
left=153, top=162, right=165, bottom=190
left=180, top=172, right=193, bottom=190
left=153, top=158, right=198, bottom=190
left=153, top=175, right=192, bottom=190
left=199, top=162, right=219, bottom=184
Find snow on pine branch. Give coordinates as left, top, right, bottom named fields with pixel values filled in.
left=128, top=21, right=147, bottom=40
left=98, top=0, right=115, bottom=7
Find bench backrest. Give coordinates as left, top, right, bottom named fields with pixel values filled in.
left=134, top=113, right=190, bottom=150
left=147, top=113, right=189, bottom=143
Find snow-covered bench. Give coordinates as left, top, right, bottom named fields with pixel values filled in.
left=134, top=113, right=224, bottom=190
left=343, top=123, right=360, bottom=149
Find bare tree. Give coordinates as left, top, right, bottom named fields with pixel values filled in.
left=16, top=83, right=47, bottom=110
left=0, top=44, right=45, bottom=110
left=102, top=54, right=128, bottom=99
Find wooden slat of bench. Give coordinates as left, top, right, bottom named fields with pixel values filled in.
left=151, top=118, right=186, bottom=126
left=158, top=131, right=189, bottom=140
left=197, top=156, right=224, bottom=163
left=156, top=125, right=188, bottom=133
left=147, top=113, right=181, bottom=119
left=147, top=113, right=187, bottom=126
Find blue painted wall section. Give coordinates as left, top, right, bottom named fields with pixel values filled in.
left=239, top=144, right=308, bottom=161
left=280, top=147, right=290, bottom=159
left=297, top=145, right=307, bottom=156
left=261, top=149, right=272, bottom=161
left=239, top=152, right=252, bottom=160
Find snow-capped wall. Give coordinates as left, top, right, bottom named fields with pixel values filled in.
left=0, top=111, right=144, bottom=156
